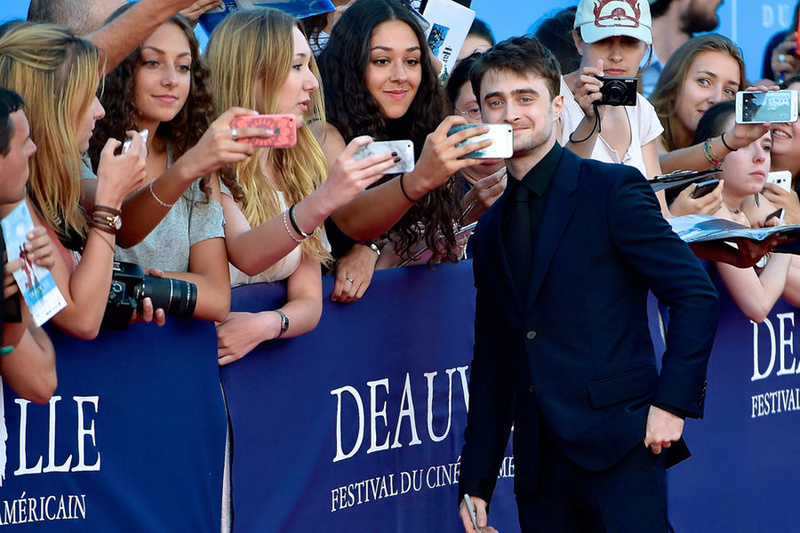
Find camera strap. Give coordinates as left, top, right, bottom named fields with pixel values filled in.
left=568, top=103, right=602, bottom=144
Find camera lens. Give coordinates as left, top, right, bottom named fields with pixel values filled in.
left=604, top=80, right=627, bottom=106
left=135, top=276, right=197, bottom=318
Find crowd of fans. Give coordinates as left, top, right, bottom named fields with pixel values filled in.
left=0, top=0, right=798, bottom=408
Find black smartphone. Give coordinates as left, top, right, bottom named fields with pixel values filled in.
left=765, top=207, right=785, bottom=224
left=691, top=178, right=720, bottom=199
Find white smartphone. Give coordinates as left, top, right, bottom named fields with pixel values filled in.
left=736, top=90, right=799, bottom=124
left=449, top=124, right=513, bottom=159
left=463, top=494, right=482, bottom=533
left=122, top=129, right=149, bottom=153
left=353, top=139, right=415, bottom=174
left=767, top=170, right=792, bottom=193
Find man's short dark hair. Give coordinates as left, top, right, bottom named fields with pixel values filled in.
left=470, top=36, right=562, bottom=104
left=0, top=88, right=25, bottom=156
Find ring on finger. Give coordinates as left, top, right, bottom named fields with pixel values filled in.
left=231, top=128, right=239, bottom=142
left=779, top=53, right=787, bottom=64
left=346, top=276, right=355, bottom=283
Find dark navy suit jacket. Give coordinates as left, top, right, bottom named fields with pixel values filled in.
left=458, top=148, right=719, bottom=503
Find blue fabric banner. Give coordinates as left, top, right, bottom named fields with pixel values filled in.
left=0, top=320, right=227, bottom=530
left=667, top=272, right=800, bottom=532
left=1, top=260, right=800, bottom=531
left=221, top=261, right=519, bottom=532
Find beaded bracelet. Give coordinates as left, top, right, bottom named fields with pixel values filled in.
left=149, top=180, right=176, bottom=208
left=282, top=209, right=305, bottom=243
left=703, top=138, right=724, bottom=168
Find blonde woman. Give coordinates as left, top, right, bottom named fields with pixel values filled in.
left=0, top=22, right=147, bottom=339
left=206, top=8, right=397, bottom=364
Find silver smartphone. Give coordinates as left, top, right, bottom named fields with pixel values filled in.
left=353, top=140, right=415, bottom=174
left=122, top=129, right=149, bottom=153
left=736, top=90, right=799, bottom=124
left=767, top=170, right=792, bottom=193
left=449, top=124, right=513, bottom=159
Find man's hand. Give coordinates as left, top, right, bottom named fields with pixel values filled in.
left=459, top=495, right=499, bottom=533
left=179, top=0, right=222, bottom=24
left=644, top=405, right=684, bottom=454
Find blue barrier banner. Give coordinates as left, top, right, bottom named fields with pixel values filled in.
left=667, top=272, right=800, bottom=532
left=2, top=259, right=799, bottom=531
left=221, top=261, right=519, bottom=532
left=0, top=320, right=227, bottom=531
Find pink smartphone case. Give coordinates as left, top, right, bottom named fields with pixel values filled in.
left=229, top=114, right=297, bottom=148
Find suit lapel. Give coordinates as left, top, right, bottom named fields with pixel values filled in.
left=527, top=151, right=581, bottom=308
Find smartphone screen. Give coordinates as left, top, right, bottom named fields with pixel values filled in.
left=737, top=90, right=799, bottom=124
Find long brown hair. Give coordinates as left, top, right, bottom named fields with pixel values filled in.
left=88, top=6, right=243, bottom=204
left=650, top=33, right=746, bottom=152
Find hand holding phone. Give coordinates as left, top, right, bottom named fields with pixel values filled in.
left=229, top=114, right=296, bottom=148
left=736, top=90, right=799, bottom=124
left=353, top=140, right=415, bottom=173
left=690, top=178, right=720, bottom=199
left=765, top=207, right=785, bottom=225
left=448, top=124, right=513, bottom=159
left=122, top=129, right=149, bottom=154
left=767, top=170, right=792, bottom=193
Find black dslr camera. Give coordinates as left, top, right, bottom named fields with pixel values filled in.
left=597, top=76, right=638, bottom=106
left=102, top=261, right=197, bottom=330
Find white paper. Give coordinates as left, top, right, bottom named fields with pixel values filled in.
left=421, top=0, right=476, bottom=80
left=1, top=202, right=66, bottom=326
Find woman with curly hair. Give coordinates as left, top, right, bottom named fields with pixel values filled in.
left=317, top=0, right=489, bottom=302
left=89, top=8, right=268, bottom=322
left=0, top=21, right=147, bottom=339
left=206, top=8, right=398, bottom=363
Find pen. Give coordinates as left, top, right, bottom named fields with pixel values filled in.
left=463, top=494, right=482, bottom=533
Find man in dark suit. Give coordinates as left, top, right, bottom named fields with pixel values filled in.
left=457, top=36, right=719, bottom=533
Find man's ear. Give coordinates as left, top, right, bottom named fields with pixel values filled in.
left=571, top=29, right=584, bottom=57
left=551, top=94, right=565, bottom=120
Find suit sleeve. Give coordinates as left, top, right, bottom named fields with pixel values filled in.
left=457, top=228, right=516, bottom=508
left=607, top=167, right=718, bottom=418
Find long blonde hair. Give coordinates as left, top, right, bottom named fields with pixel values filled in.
left=0, top=22, right=101, bottom=241
left=205, top=9, right=330, bottom=264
